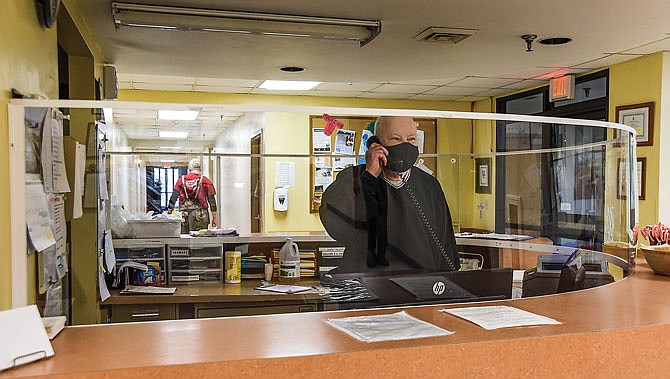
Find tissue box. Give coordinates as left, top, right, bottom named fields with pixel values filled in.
left=129, top=219, right=181, bottom=238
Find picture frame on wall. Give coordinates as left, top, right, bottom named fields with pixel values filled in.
left=475, top=157, right=492, bottom=194
left=636, top=157, right=646, bottom=200
left=615, top=102, right=654, bottom=147
left=616, top=157, right=645, bottom=200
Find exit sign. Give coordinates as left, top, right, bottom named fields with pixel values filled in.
left=549, top=75, right=575, bottom=102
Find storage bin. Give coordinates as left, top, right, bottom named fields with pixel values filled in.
left=129, top=219, right=181, bottom=238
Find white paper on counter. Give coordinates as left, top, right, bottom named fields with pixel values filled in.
left=326, top=311, right=453, bottom=343
left=441, top=305, right=561, bottom=330
left=0, top=305, right=55, bottom=371
left=26, top=182, right=56, bottom=253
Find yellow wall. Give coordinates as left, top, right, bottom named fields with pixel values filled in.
left=609, top=53, right=664, bottom=229
left=0, top=0, right=59, bottom=310
left=119, top=90, right=473, bottom=232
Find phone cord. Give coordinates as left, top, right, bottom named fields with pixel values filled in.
left=405, top=183, right=459, bottom=271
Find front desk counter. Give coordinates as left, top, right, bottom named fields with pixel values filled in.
left=4, top=259, right=670, bottom=379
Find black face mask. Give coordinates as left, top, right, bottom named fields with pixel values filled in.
left=385, top=142, right=419, bottom=173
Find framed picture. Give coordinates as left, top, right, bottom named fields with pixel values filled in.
left=615, top=102, right=654, bottom=147
left=616, top=158, right=645, bottom=200
left=475, top=157, right=492, bottom=194
left=637, top=157, right=646, bottom=200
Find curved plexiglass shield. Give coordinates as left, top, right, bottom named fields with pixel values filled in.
left=16, top=103, right=637, bottom=323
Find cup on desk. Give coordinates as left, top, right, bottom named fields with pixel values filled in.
left=264, top=263, right=274, bottom=281
left=225, top=251, right=241, bottom=284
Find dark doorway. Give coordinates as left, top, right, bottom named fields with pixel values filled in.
left=250, top=133, right=262, bottom=233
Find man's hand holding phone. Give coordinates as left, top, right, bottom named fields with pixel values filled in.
left=365, top=140, right=388, bottom=177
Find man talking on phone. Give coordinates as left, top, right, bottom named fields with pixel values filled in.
left=319, top=116, right=460, bottom=273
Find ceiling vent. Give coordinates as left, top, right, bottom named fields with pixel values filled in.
left=414, top=27, right=477, bottom=44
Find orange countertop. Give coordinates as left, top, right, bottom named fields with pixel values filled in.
left=3, top=260, right=670, bottom=379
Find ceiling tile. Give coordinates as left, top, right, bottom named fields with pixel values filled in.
left=195, top=78, right=260, bottom=87
left=304, top=91, right=365, bottom=98
left=194, top=85, right=251, bottom=94
left=616, top=37, right=670, bottom=55
left=570, top=54, right=645, bottom=69
left=473, top=88, right=514, bottom=97
left=424, top=86, right=483, bottom=96
left=500, top=79, right=547, bottom=90
left=388, top=78, right=463, bottom=86
left=532, top=67, right=591, bottom=79
left=449, top=76, right=521, bottom=88
left=358, top=92, right=415, bottom=99
left=372, top=83, right=437, bottom=93
left=456, top=96, right=490, bottom=102
left=117, top=73, right=132, bottom=81
left=131, top=74, right=196, bottom=85
left=133, top=83, right=194, bottom=91
left=118, top=82, right=132, bottom=90
left=409, top=94, right=460, bottom=101
left=250, top=88, right=306, bottom=96
left=314, top=82, right=382, bottom=91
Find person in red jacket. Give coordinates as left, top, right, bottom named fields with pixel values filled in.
left=168, top=158, right=218, bottom=233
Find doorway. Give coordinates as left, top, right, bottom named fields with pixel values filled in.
left=250, top=132, right=263, bottom=233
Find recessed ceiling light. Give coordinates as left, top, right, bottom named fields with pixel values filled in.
left=159, top=131, right=189, bottom=138
left=158, top=110, right=200, bottom=120
left=259, top=80, right=321, bottom=90
left=539, top=37, right=572, bottom=45
left=280, top=66, right=305, bottom=72
left=161, top=159, right=175, bottom=163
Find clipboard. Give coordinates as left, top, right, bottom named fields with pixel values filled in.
left=0, top=305, right=55, bottom=371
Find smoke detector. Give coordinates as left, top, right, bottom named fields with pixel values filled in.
left=413, top=27, right=477, bottom=44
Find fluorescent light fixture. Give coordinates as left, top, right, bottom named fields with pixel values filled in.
left=259, top=80, right=321, bottom=91
left=161, top=159, right=175, bottom=163
left=158, top=110, right=199, bottom=121
left=159, top=131, right=189, bottom=139
left=111, top=2, right=382, bottom=46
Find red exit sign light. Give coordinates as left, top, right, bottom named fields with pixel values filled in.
left=549, top=75, right=575, bottom=101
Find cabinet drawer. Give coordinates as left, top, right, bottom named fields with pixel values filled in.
left=196, top=304, right=316, bottom=318
left=171, top=258, right=221, bottom=270
left=111, top=304, right=176, bottom=323
left=170, top=270, right=222, bottom=284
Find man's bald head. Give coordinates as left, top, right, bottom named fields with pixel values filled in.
left=374, top=116, right=418, bottom=147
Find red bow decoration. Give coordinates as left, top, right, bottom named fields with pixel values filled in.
left=322, top=114, right=344, bottom=136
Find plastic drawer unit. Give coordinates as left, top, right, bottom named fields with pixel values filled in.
left=168, top=243, right=224, bottom=284
left=113, top=240, right=167, bottom=287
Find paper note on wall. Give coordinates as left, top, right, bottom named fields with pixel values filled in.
left=26, top=182, right=56, bottom=253
left=275, top=161, right=296, bottom=187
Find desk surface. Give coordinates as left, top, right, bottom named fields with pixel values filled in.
left=102, top=280, right=323, bottom=304
left=4, top=260, right=667, bottom=378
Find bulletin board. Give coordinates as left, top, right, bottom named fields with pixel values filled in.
left=308, top=115, right=437, bottom=213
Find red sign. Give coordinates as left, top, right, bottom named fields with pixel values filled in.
left=549, top=75, right=575, bottom=102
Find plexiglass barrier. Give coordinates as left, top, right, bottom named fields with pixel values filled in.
left=13, top=102, right=637, bottom=322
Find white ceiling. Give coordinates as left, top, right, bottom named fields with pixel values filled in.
left=74, top=0, right=670, bottom=144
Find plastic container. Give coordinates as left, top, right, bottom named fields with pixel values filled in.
left=278, top=238, right=300, bottom=283
left=128, top=219, right=181, bottom=238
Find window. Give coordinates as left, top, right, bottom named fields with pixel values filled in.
left=148, top=166, right=184, bottom=212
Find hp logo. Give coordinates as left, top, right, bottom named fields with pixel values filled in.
left=432, top=281, right=446, bottom=295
